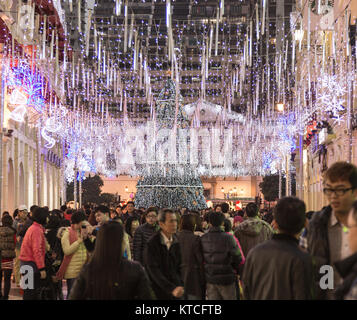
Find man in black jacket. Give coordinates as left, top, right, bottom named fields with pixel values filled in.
left=201, top=211, right=242, bottom=300
left=242, top=197, right=315, bottom=300
left=144, top=209, right=184, bottom=300
left=300, top=162, right=357, bottom=299
left=133, top=207, right=159, bottom=266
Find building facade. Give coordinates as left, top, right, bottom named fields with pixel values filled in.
left=101, top=175, right=263, bottom=207
left=0, top=0, right=65, bottom=214
left=294, top=0, right=357, bottom=212
left=0, top=67, right=63, bottom=214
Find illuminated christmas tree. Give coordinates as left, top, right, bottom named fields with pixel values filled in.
left=134, top=79, right=207, bottom=210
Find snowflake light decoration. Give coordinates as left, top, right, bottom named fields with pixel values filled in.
left=7, top=62, right=45, bottom=121
left=316, top=73, right=346, bottom=121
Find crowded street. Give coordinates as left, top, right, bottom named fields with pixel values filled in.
left=0, top=0, right=356, bottom=307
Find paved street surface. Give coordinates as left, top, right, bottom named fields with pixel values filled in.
left=6, top=277, right=68, bottom=300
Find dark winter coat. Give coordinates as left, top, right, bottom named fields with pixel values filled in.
left=13, top=217, right=32, bottom=248
left=133, top=223, right=159, bottom=265
left=305, top=205, right=332, bottom=299
left=234, top=217, right=274, bottom=258
left=242, top=233, right=315, bottom=300
left=0, top=226, right=16, bottom=259
left=68, top=259, right=155, bottom=300
left=45, top=228, right=64, bottom=264
left=144, top=231, right=183, bottom=300
left=177, top=230, right=205, bottom=299
left=306, top=206, right=332, bottom=267
left=334, top=252, right=357, bottom=300
left=17, top=217, right=33, bottom=237
left=45, top=228, right=59, bottom=252
left=201, top=226, right=242, bottom=286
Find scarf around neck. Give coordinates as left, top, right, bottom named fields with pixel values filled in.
left=56, top=226, right=81, bottom=280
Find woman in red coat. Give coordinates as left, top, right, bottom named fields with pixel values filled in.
left=19, top=207, right=49, bottom=300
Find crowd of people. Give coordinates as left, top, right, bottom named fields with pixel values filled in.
left=0, top=161, right=357, bottom=300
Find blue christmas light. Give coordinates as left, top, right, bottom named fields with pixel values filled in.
left=7, top=62, right=46, bottom=115
left=262, top=151, right=278, bottom=170
left=277, top=113, right=297, bottom=153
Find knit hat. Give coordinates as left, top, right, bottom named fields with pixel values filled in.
left=234, top=215, right=243, bottom=224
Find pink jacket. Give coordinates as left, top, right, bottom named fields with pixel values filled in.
left=19, top=222, right=46, bottom=271
left=226, top=232, right=246, bottom=266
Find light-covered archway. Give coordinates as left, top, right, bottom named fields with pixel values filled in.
left=7, top=159, right=15, bottom=213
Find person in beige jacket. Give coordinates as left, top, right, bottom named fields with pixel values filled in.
left=58, top=211, right=88, bottom=299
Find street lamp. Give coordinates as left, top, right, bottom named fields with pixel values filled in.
left=294, top=29, right=304, bottom=42
left=276, top=103, right=285, bottom=112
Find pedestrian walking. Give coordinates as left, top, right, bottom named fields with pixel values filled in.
left=242, top=197, right=315, bottom=300
left=0, top=215, right=16, bottom=300
left=334, top=200, right=357, bottom=300
left=133, top=207, right=159, bottom=266
left=201, top=212, right=243, bottom=300
left=144, top=209, right=184, bottom=300
left=19, top=207, right=49, bottom=300
left=56, top=211, right=88, bottom=299
left=69, top=221, right=155, bottom=300
left=177, top=214, right=205, bottom=300
left=300, top=162, right=357, bottom=299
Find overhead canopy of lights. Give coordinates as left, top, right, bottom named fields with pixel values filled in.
left=0, top=0, right=356, bottom=182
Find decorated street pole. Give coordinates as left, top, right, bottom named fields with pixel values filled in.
left=347, top=56, right=353, bottom=163
left=0, top=62, right=4, bottom=213
left=36, top=125, right=42, bottom=205
left=278, top=167, right=282, bottom=199
left=79, top=172, right=82, bottom=209
left=285, top=155, right=289, bottom=197
left=299, top=134, right=304, bottom=200
left=61, top=141, right=66, bottom=205
left=74, top=166, right=78, bottom=210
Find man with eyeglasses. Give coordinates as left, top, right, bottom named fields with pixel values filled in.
left=300, top=161, right=357, bottom=299
left=133, top=207, right=159, bottom=266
